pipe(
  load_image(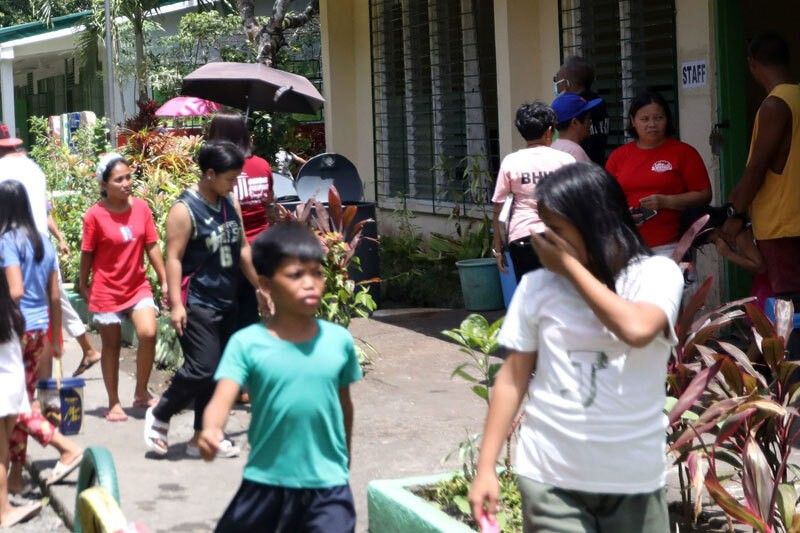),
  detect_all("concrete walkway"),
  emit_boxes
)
[25,309,487,532]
